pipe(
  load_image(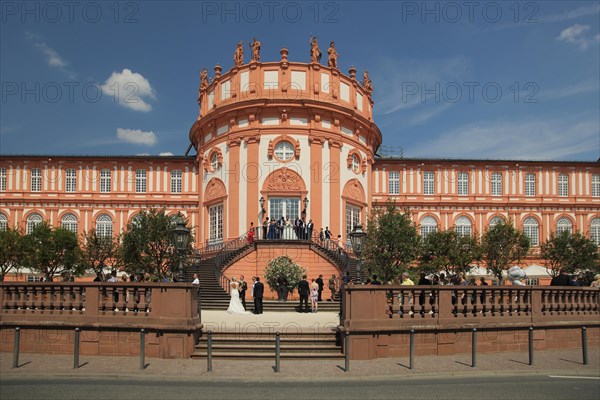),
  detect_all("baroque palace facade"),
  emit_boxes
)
[1,42,599,283]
